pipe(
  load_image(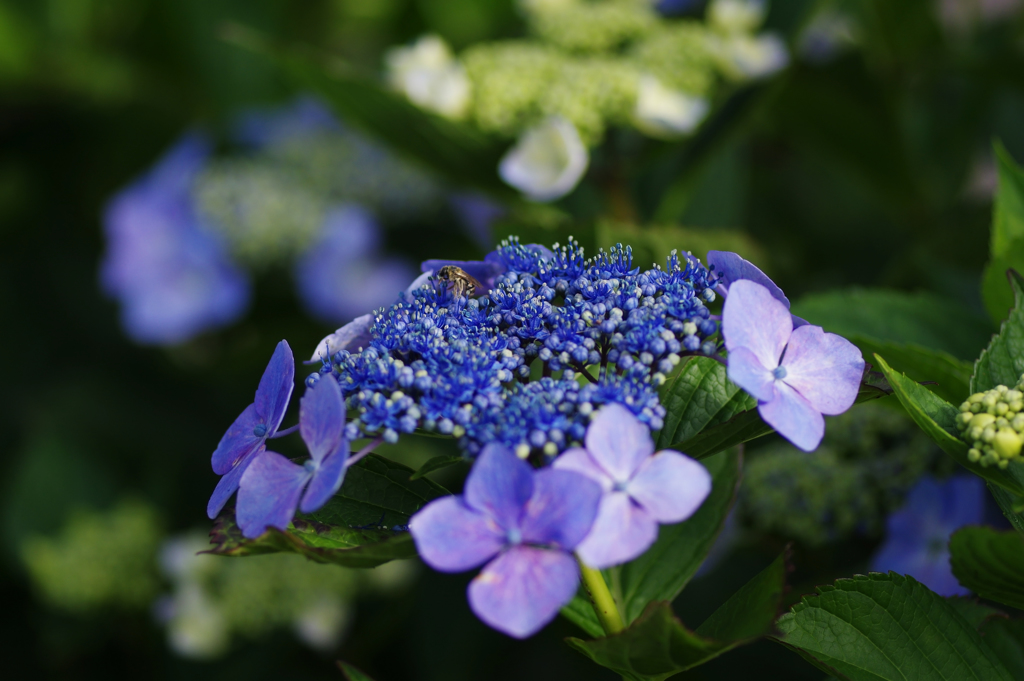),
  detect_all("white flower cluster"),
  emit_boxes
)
[385,0,789,202]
